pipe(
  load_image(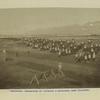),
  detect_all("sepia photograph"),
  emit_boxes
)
[0,8,100,89]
